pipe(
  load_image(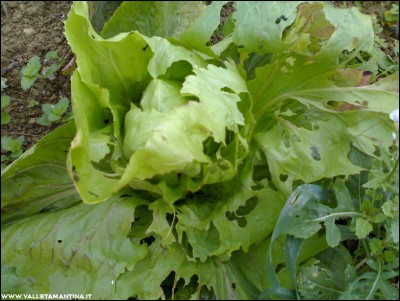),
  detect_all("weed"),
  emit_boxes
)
[1,95,11,125]
[27,99,39,108]
[20,50,70,90]
[1,135,24,159]
[37,97,70,126]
